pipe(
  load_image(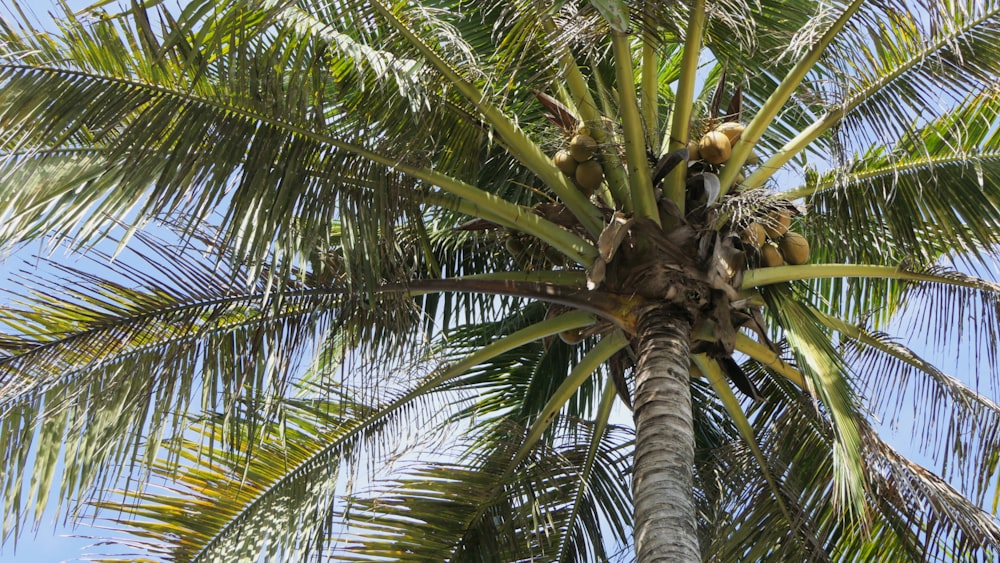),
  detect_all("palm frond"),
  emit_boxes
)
[828,315,1000,513]
[761,283,868,520]
[0,233,356,538]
